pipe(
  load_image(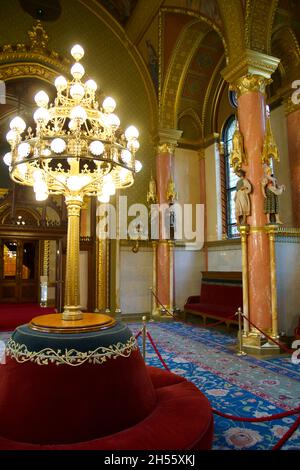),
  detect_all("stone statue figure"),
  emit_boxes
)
[234,169,252,225]
[261,165,285,224]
